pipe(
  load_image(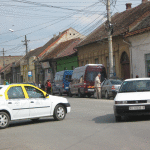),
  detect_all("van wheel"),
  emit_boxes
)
[69,89,72,97]
[59,90,62,96]
[87,94,91,98]
[78,90,84,98]
[105,91,109,99]
[0,112,10,129]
